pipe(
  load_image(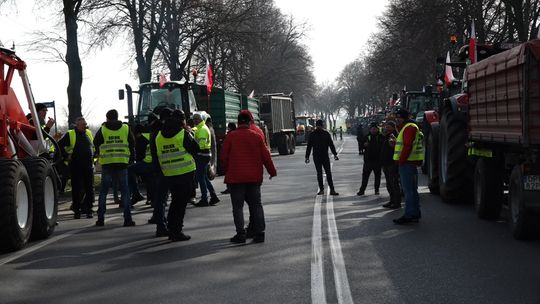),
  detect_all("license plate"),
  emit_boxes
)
[523,175,540,191]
